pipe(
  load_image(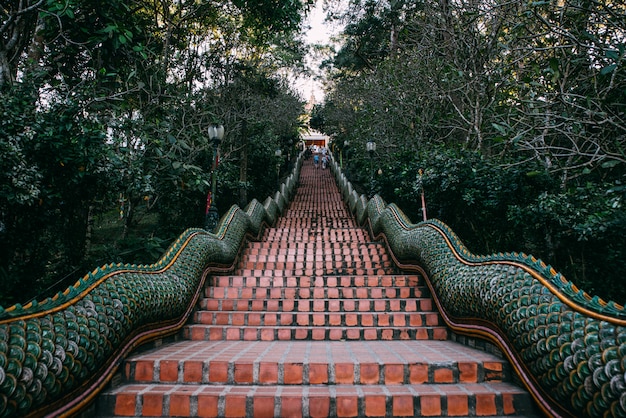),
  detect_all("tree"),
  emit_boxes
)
[316,0,626,304]
[0,0,312,306]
